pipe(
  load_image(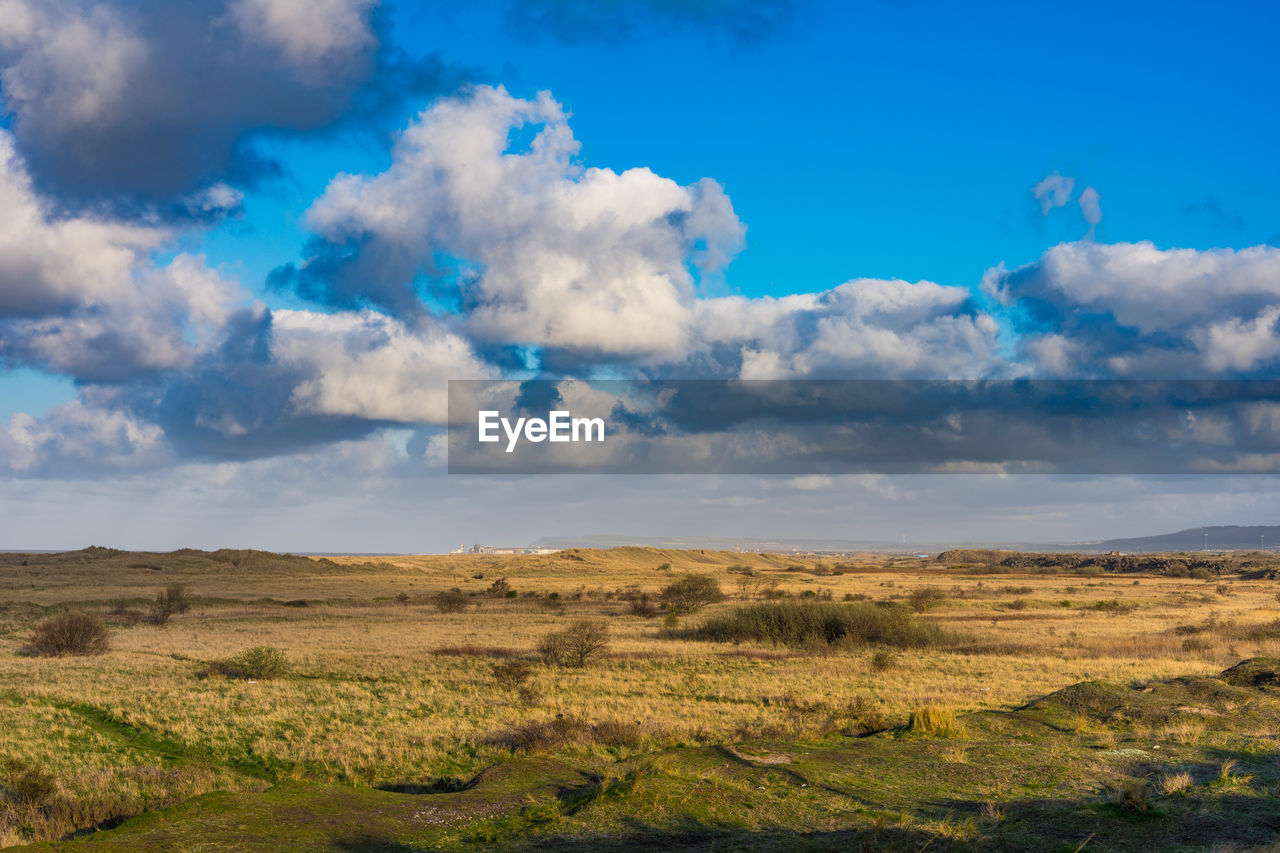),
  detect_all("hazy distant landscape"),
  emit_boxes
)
[2,545,1279,850]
